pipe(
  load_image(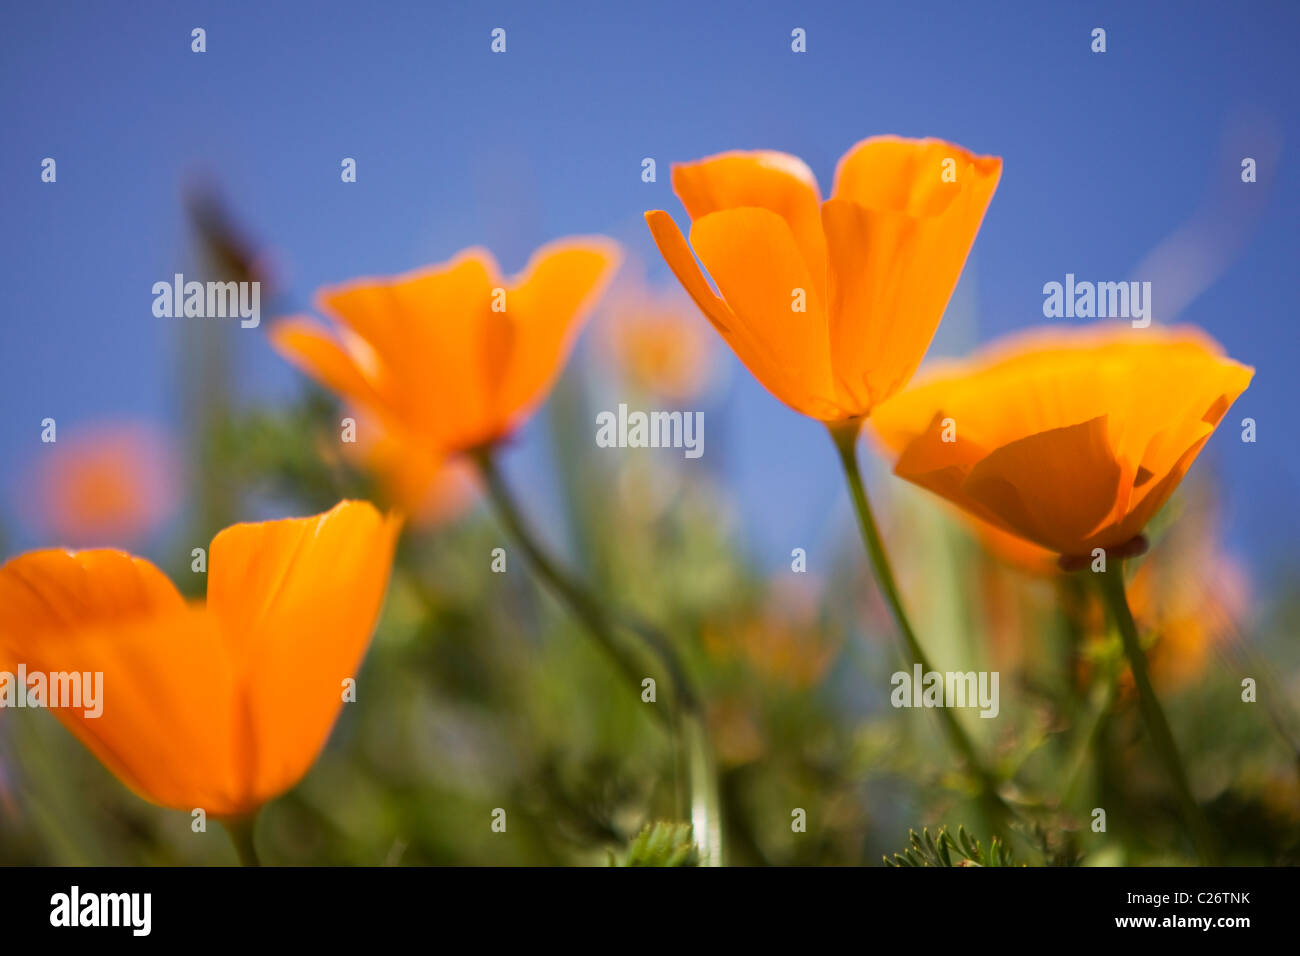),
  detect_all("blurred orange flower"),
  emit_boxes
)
[270,238,621,454]
[645,136,1001,420]
[0,501,399,817]
[600,279,714,401]
[870,325,1252,558]
[342,410,478,528]
[22,423,180,547]
[1128,553,1246,691]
